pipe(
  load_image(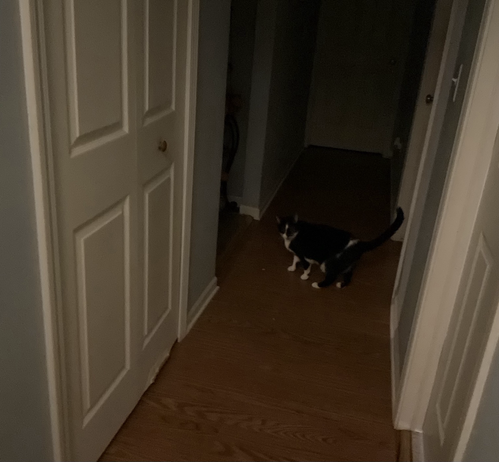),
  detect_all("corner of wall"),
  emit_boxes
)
[188,0,231,311]
[240,0,279,210]
[240,0,319,218]
[184,277,219,339]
